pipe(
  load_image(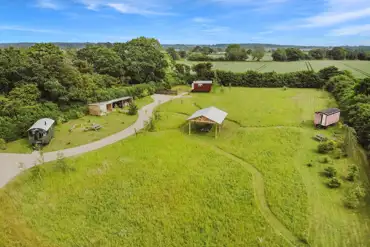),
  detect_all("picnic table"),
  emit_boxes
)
[84,123,102,132]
